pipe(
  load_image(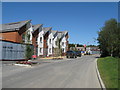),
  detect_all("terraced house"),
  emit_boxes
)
[58,31,69,56]
[37,27,52,57]
[0,20,33,60]
[0,20,69,60]
[32,24,43,56]
[0,20,33,43]
[51,30,58,56]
